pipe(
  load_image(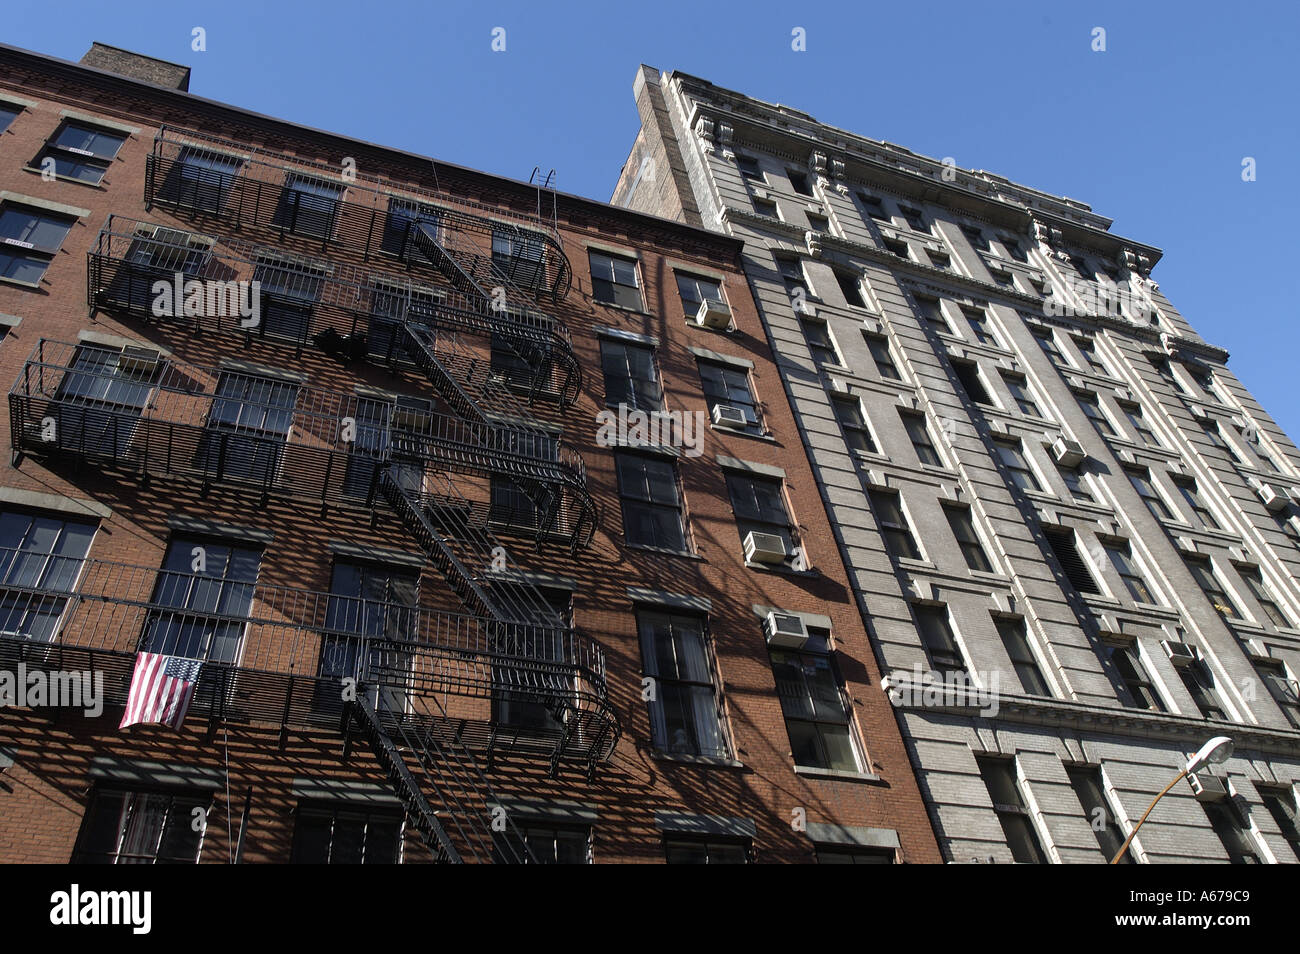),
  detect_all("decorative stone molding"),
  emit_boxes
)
[695,116,716,155]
